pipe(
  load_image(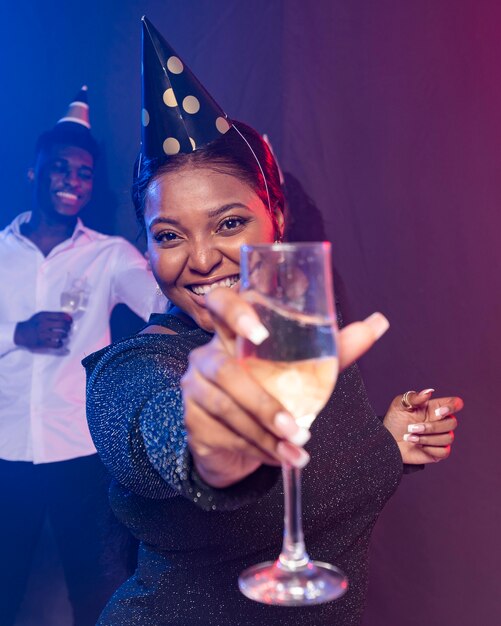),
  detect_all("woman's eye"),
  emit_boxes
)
[219,217,246,231]
[155,231,180,243]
